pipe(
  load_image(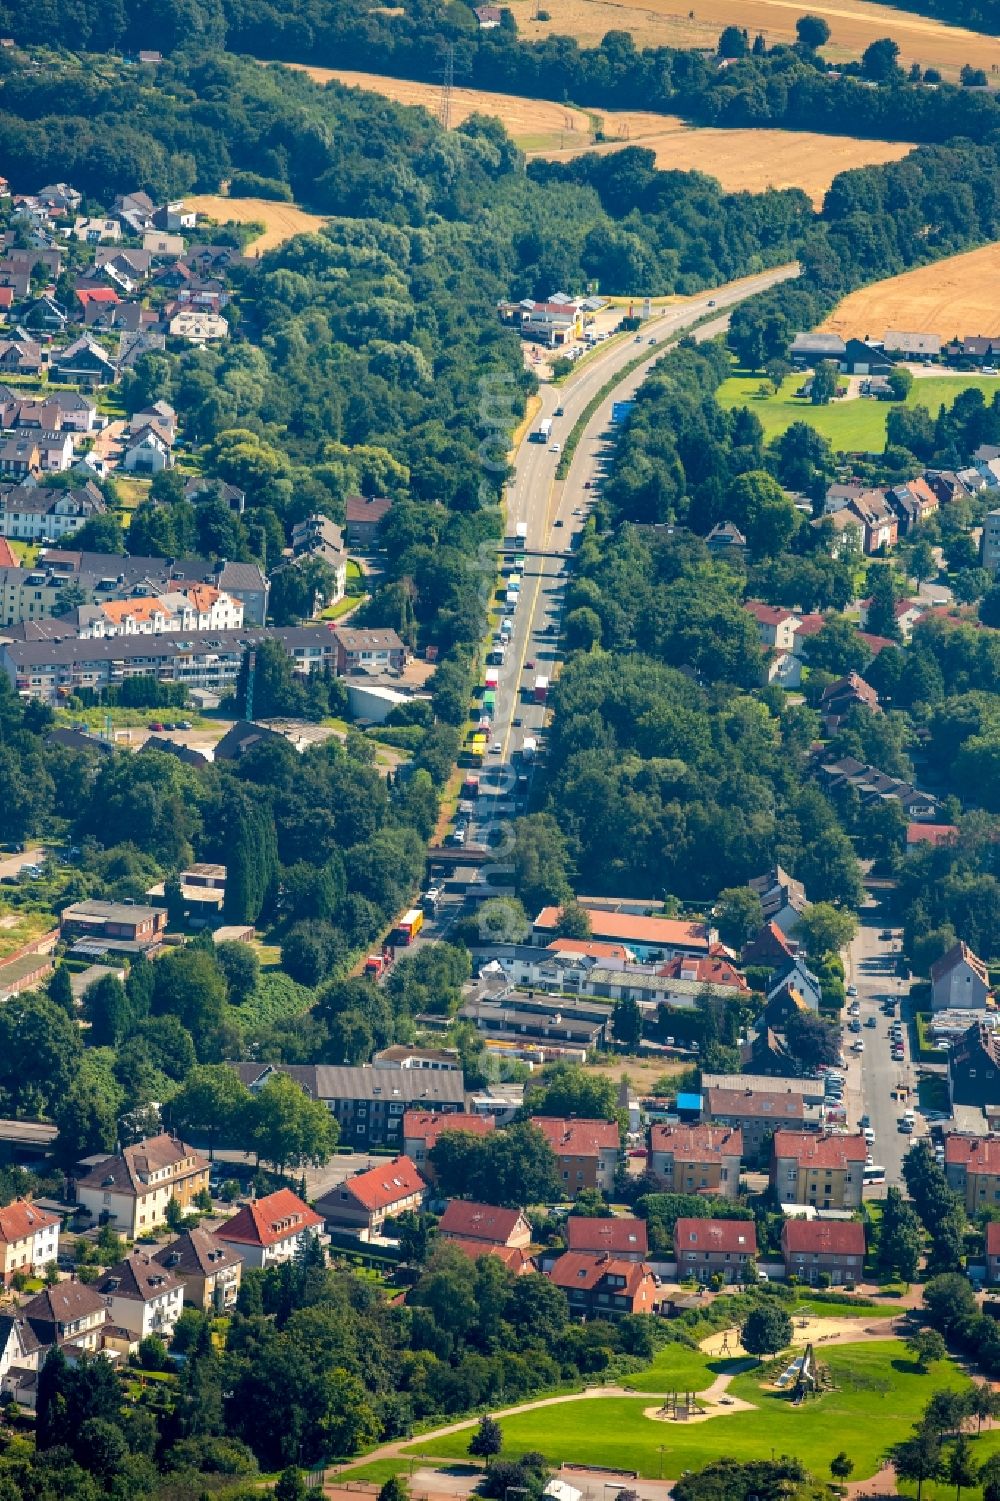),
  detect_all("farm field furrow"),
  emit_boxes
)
[820,241,1000,340]
[288,65,914,204]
